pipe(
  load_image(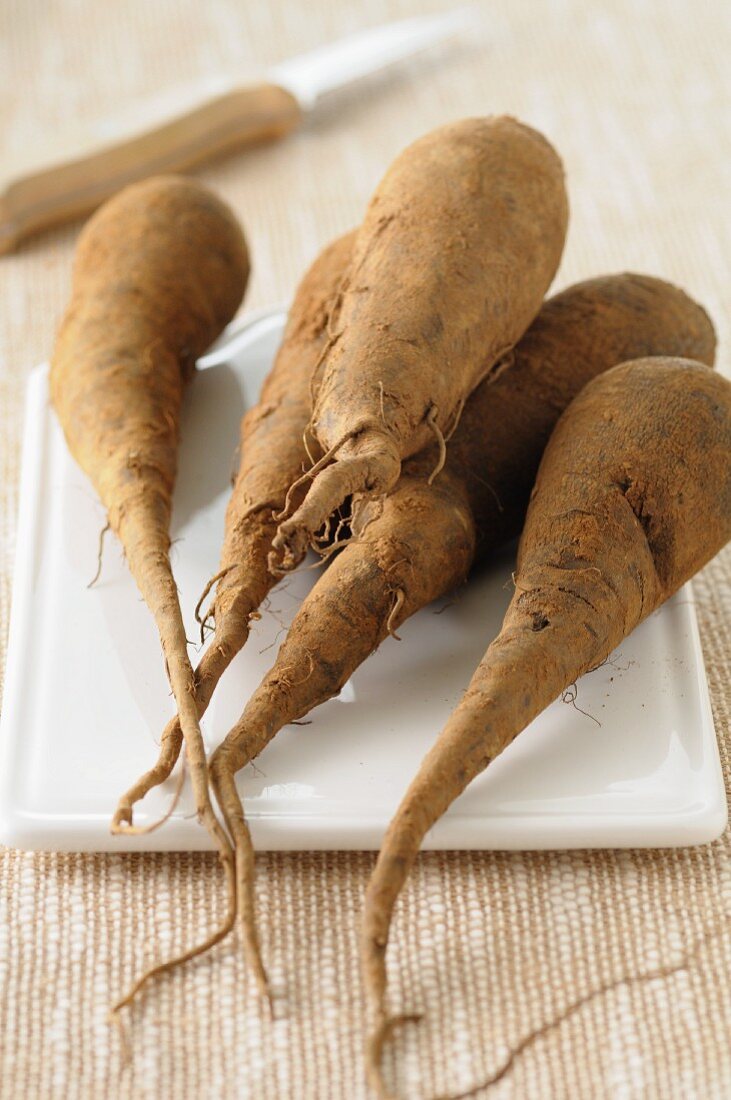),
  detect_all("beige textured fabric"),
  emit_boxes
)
[1,1,730,1097]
